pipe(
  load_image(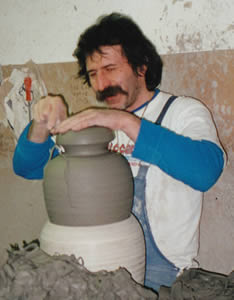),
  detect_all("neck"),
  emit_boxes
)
[126,89,156,112]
